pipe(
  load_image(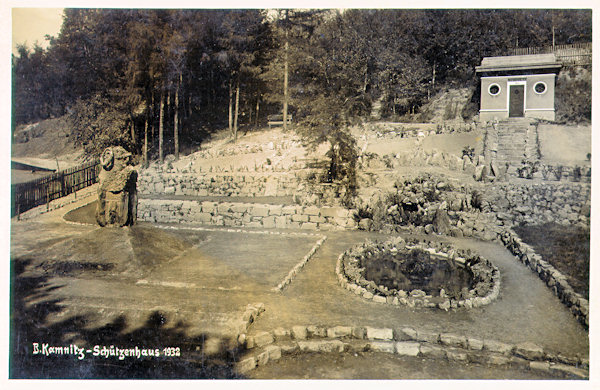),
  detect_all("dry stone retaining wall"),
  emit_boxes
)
[488,182,590,227]
[138,171,302,198]
[138,199,357,230]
